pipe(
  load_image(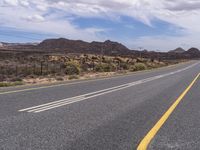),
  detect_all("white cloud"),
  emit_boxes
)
[164,0,200,11]
[3,0,18,6]
[19,0,29,6]
[0,0,106,42]
[1,0,200,50]
[23,14,45,22]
